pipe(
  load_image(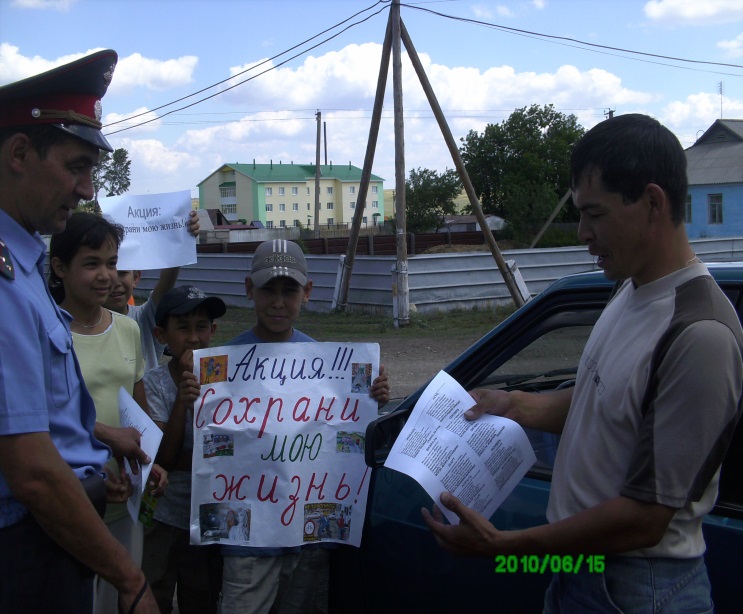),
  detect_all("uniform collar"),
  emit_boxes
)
[0,208,48,274]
